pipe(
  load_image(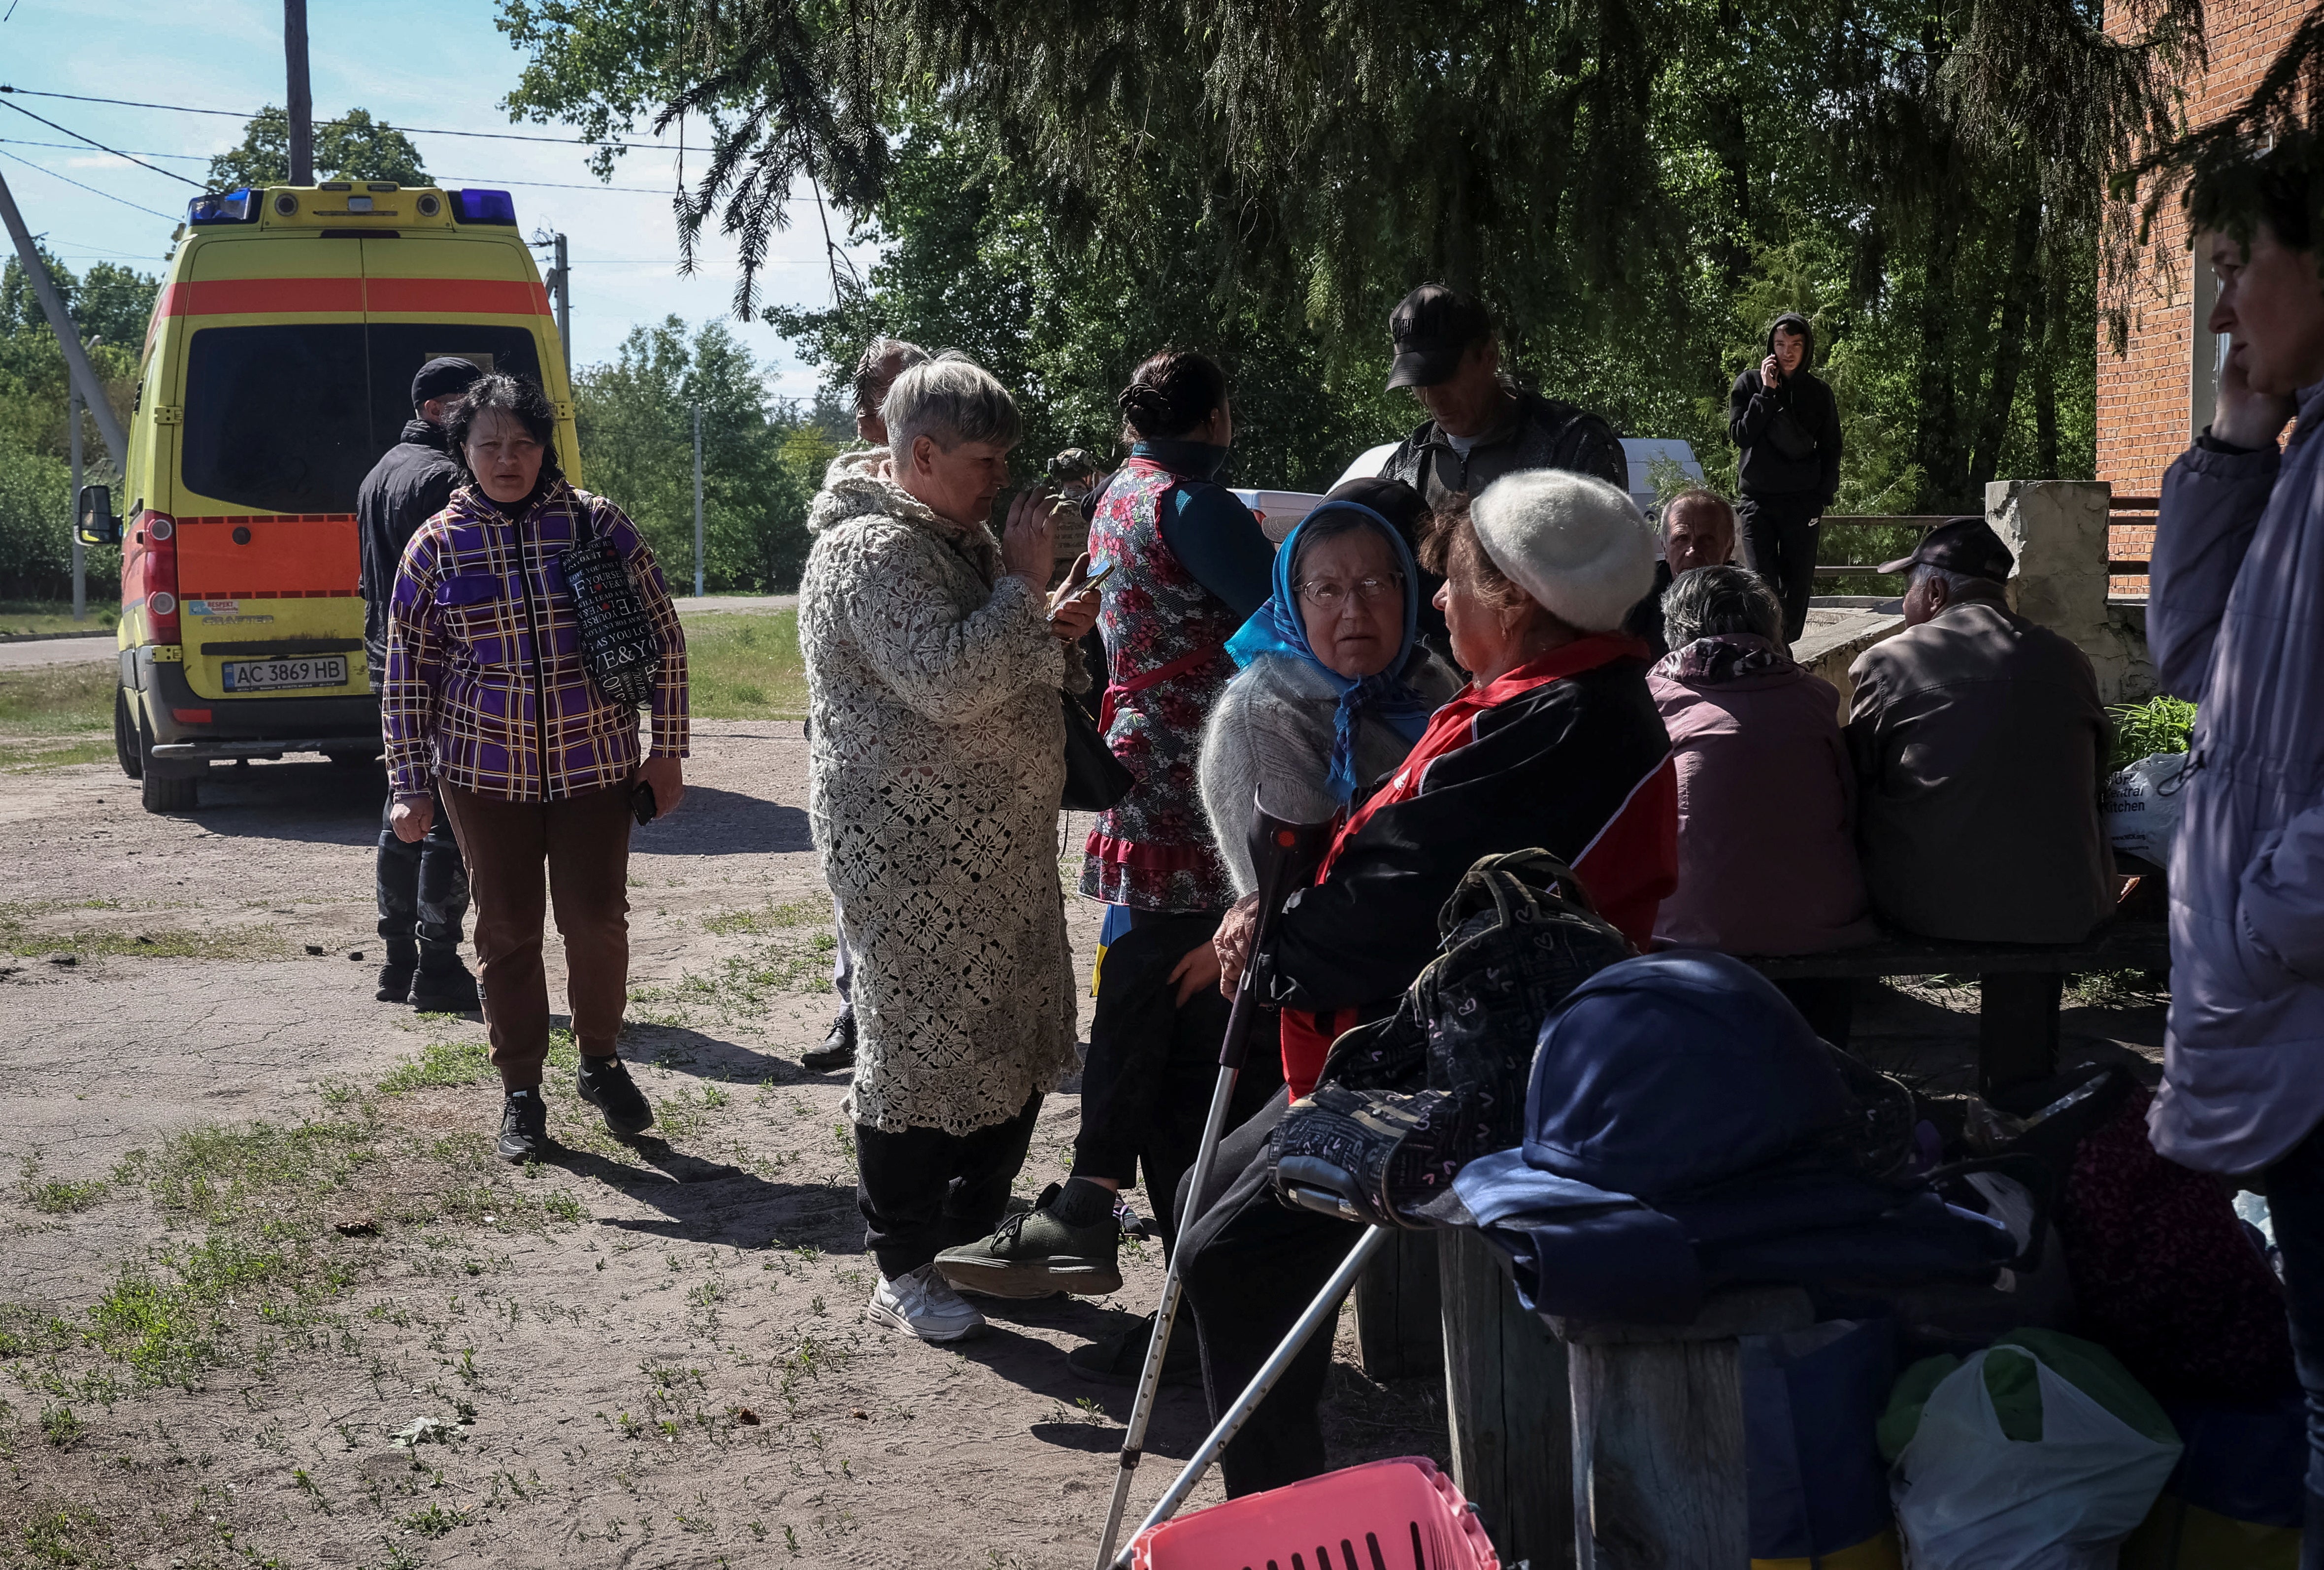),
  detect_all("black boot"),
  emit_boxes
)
[801,1005,857,1072]
[375,943,418,1004]
[409,953,481,1013]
